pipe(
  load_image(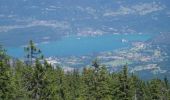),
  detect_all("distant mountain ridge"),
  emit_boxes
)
[0,0,170,46]
[150,32,170,45]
